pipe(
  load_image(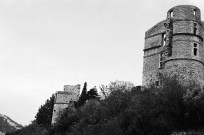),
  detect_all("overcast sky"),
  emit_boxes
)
[0,0,203,126]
